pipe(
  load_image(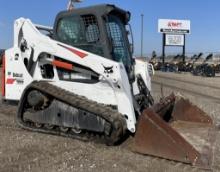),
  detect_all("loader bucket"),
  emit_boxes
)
[133,94,215,169]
